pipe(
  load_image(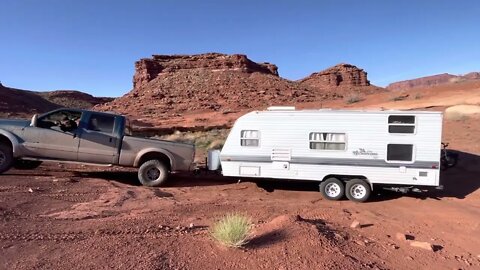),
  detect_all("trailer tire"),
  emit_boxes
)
[345,179,371,203]
[319,177,344,201]
[138,160,169,187]
[0,143,14,174]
